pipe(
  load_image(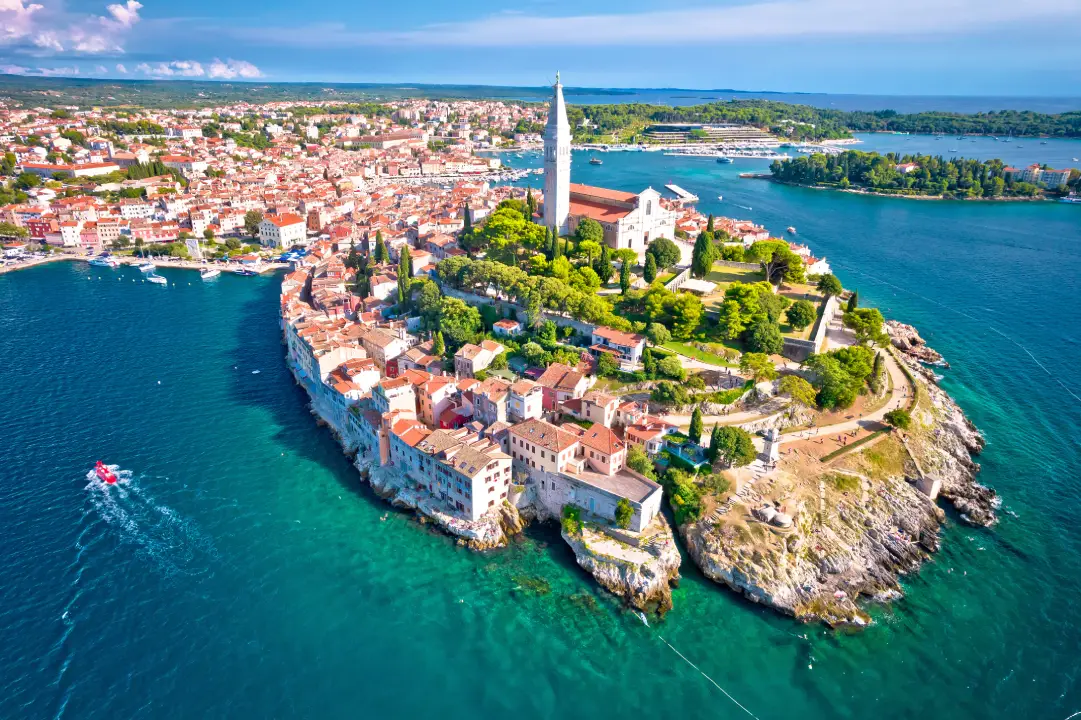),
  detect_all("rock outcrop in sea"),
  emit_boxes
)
[886,320,948,366]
